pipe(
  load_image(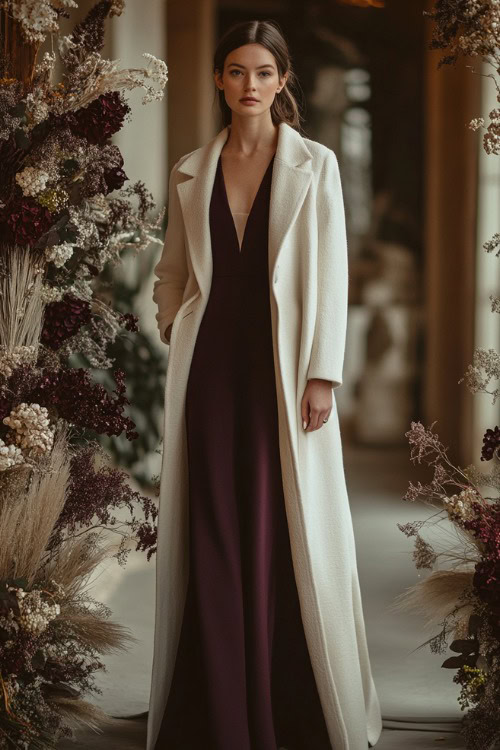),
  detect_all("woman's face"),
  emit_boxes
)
[215,43,287,118]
